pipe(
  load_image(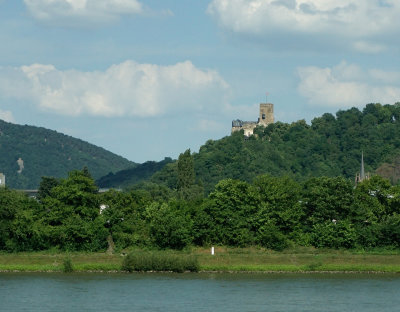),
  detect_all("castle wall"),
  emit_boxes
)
[242,123,257,136]
[232,122,257,136]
